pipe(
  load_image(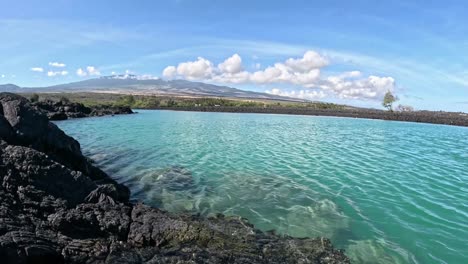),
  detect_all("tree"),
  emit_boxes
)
[166,99,176,107]
[30,93,39,102]
[382,91,397,111]
[118,95,135,106]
